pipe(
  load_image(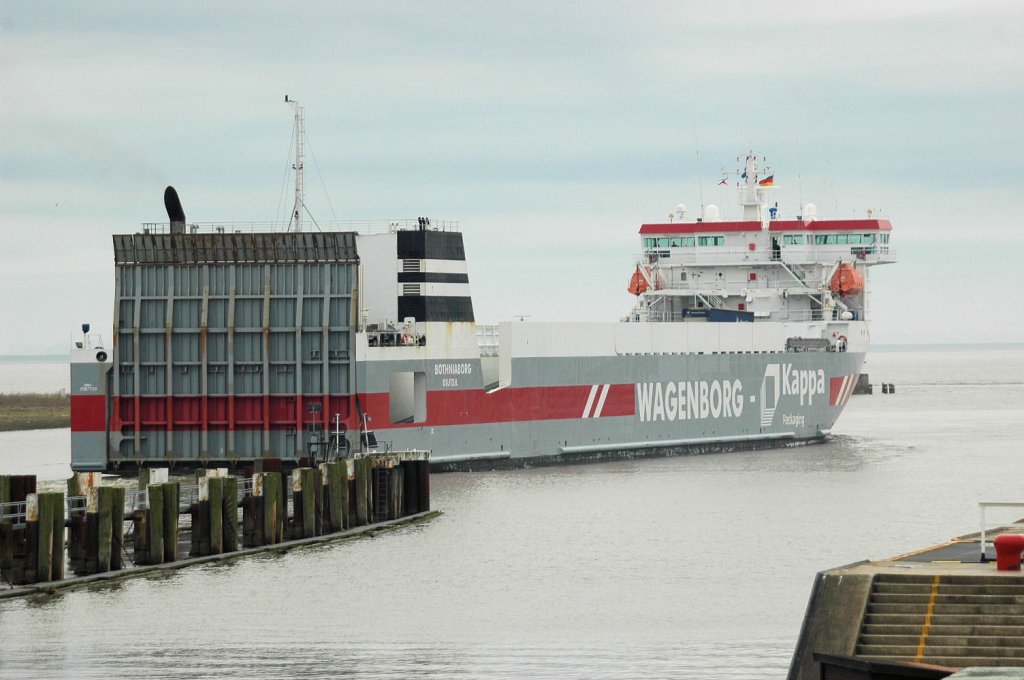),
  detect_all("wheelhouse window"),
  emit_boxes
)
[698,235,725,247]
[782,234,804,245]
